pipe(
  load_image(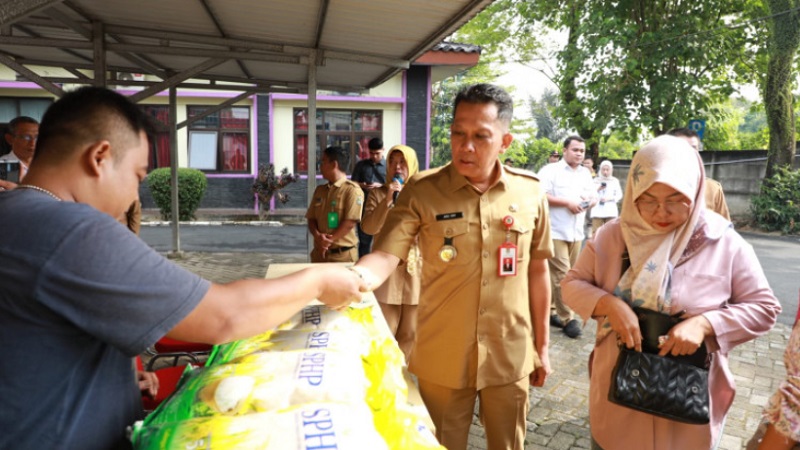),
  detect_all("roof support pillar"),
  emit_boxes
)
[306,49,318,258]
[92,21,106,87]
[169,86,181,255]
